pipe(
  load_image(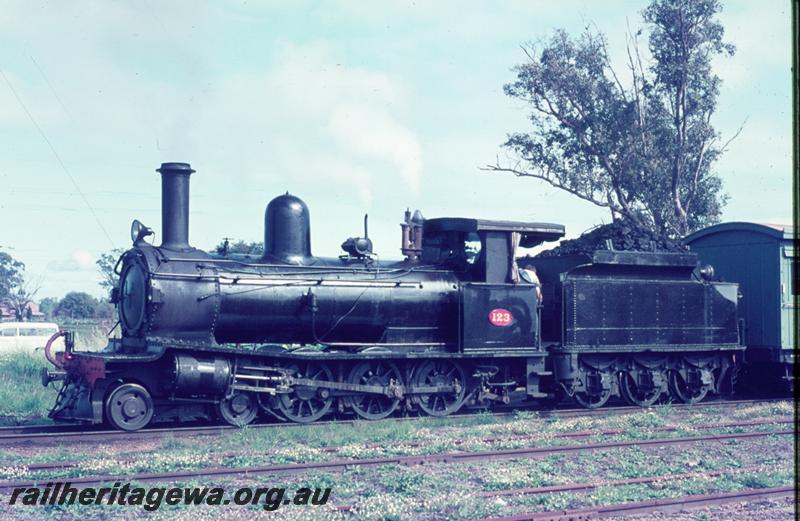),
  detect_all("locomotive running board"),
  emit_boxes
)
[289,377,460,397]
[230,362,461,398]
[229,374,459,398]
